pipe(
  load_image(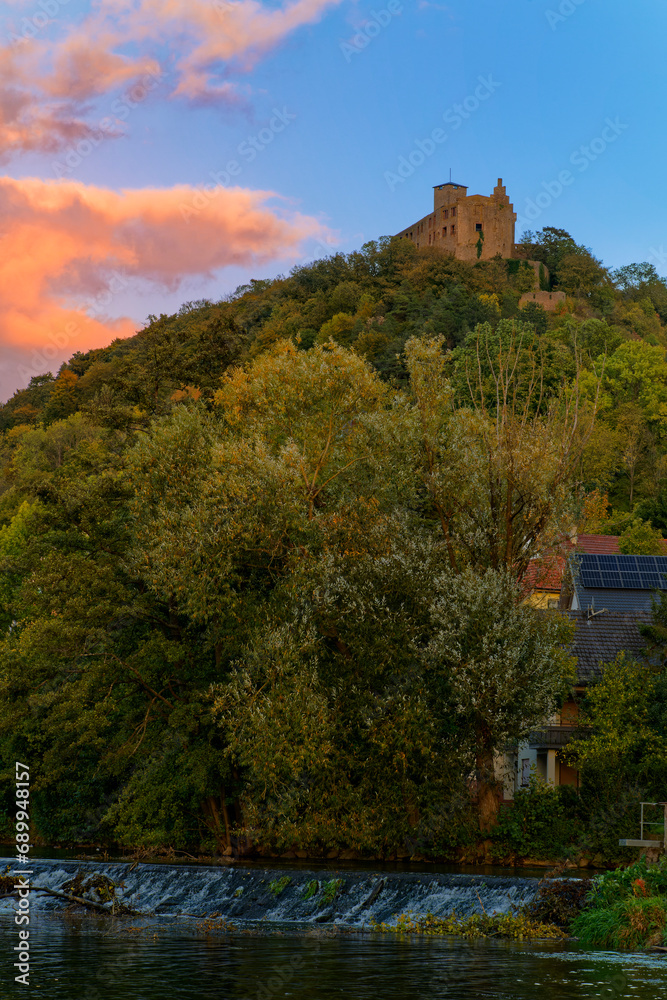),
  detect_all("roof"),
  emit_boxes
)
[576,534,621,554]
[522,554,565,593]
[523,535,667,597]
[571,587,658,614]
[570,553,667,614]
[576,534,667,555]
[434,182,467,189]
[563,610,652,684]
[576,553,667,591]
